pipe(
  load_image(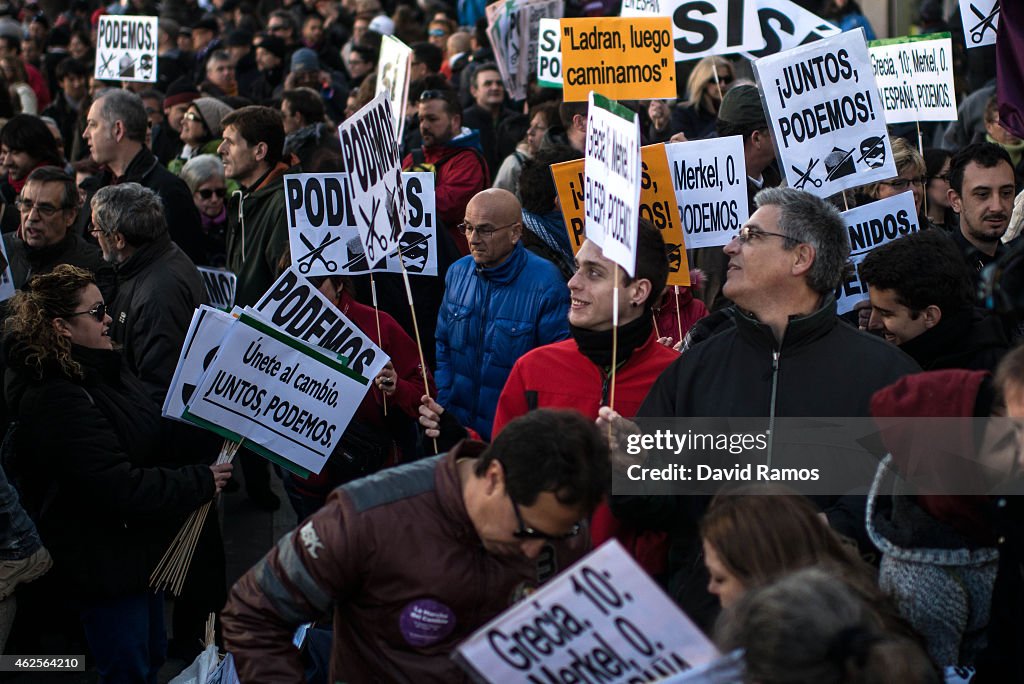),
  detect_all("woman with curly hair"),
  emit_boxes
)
[2,264,232,683]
